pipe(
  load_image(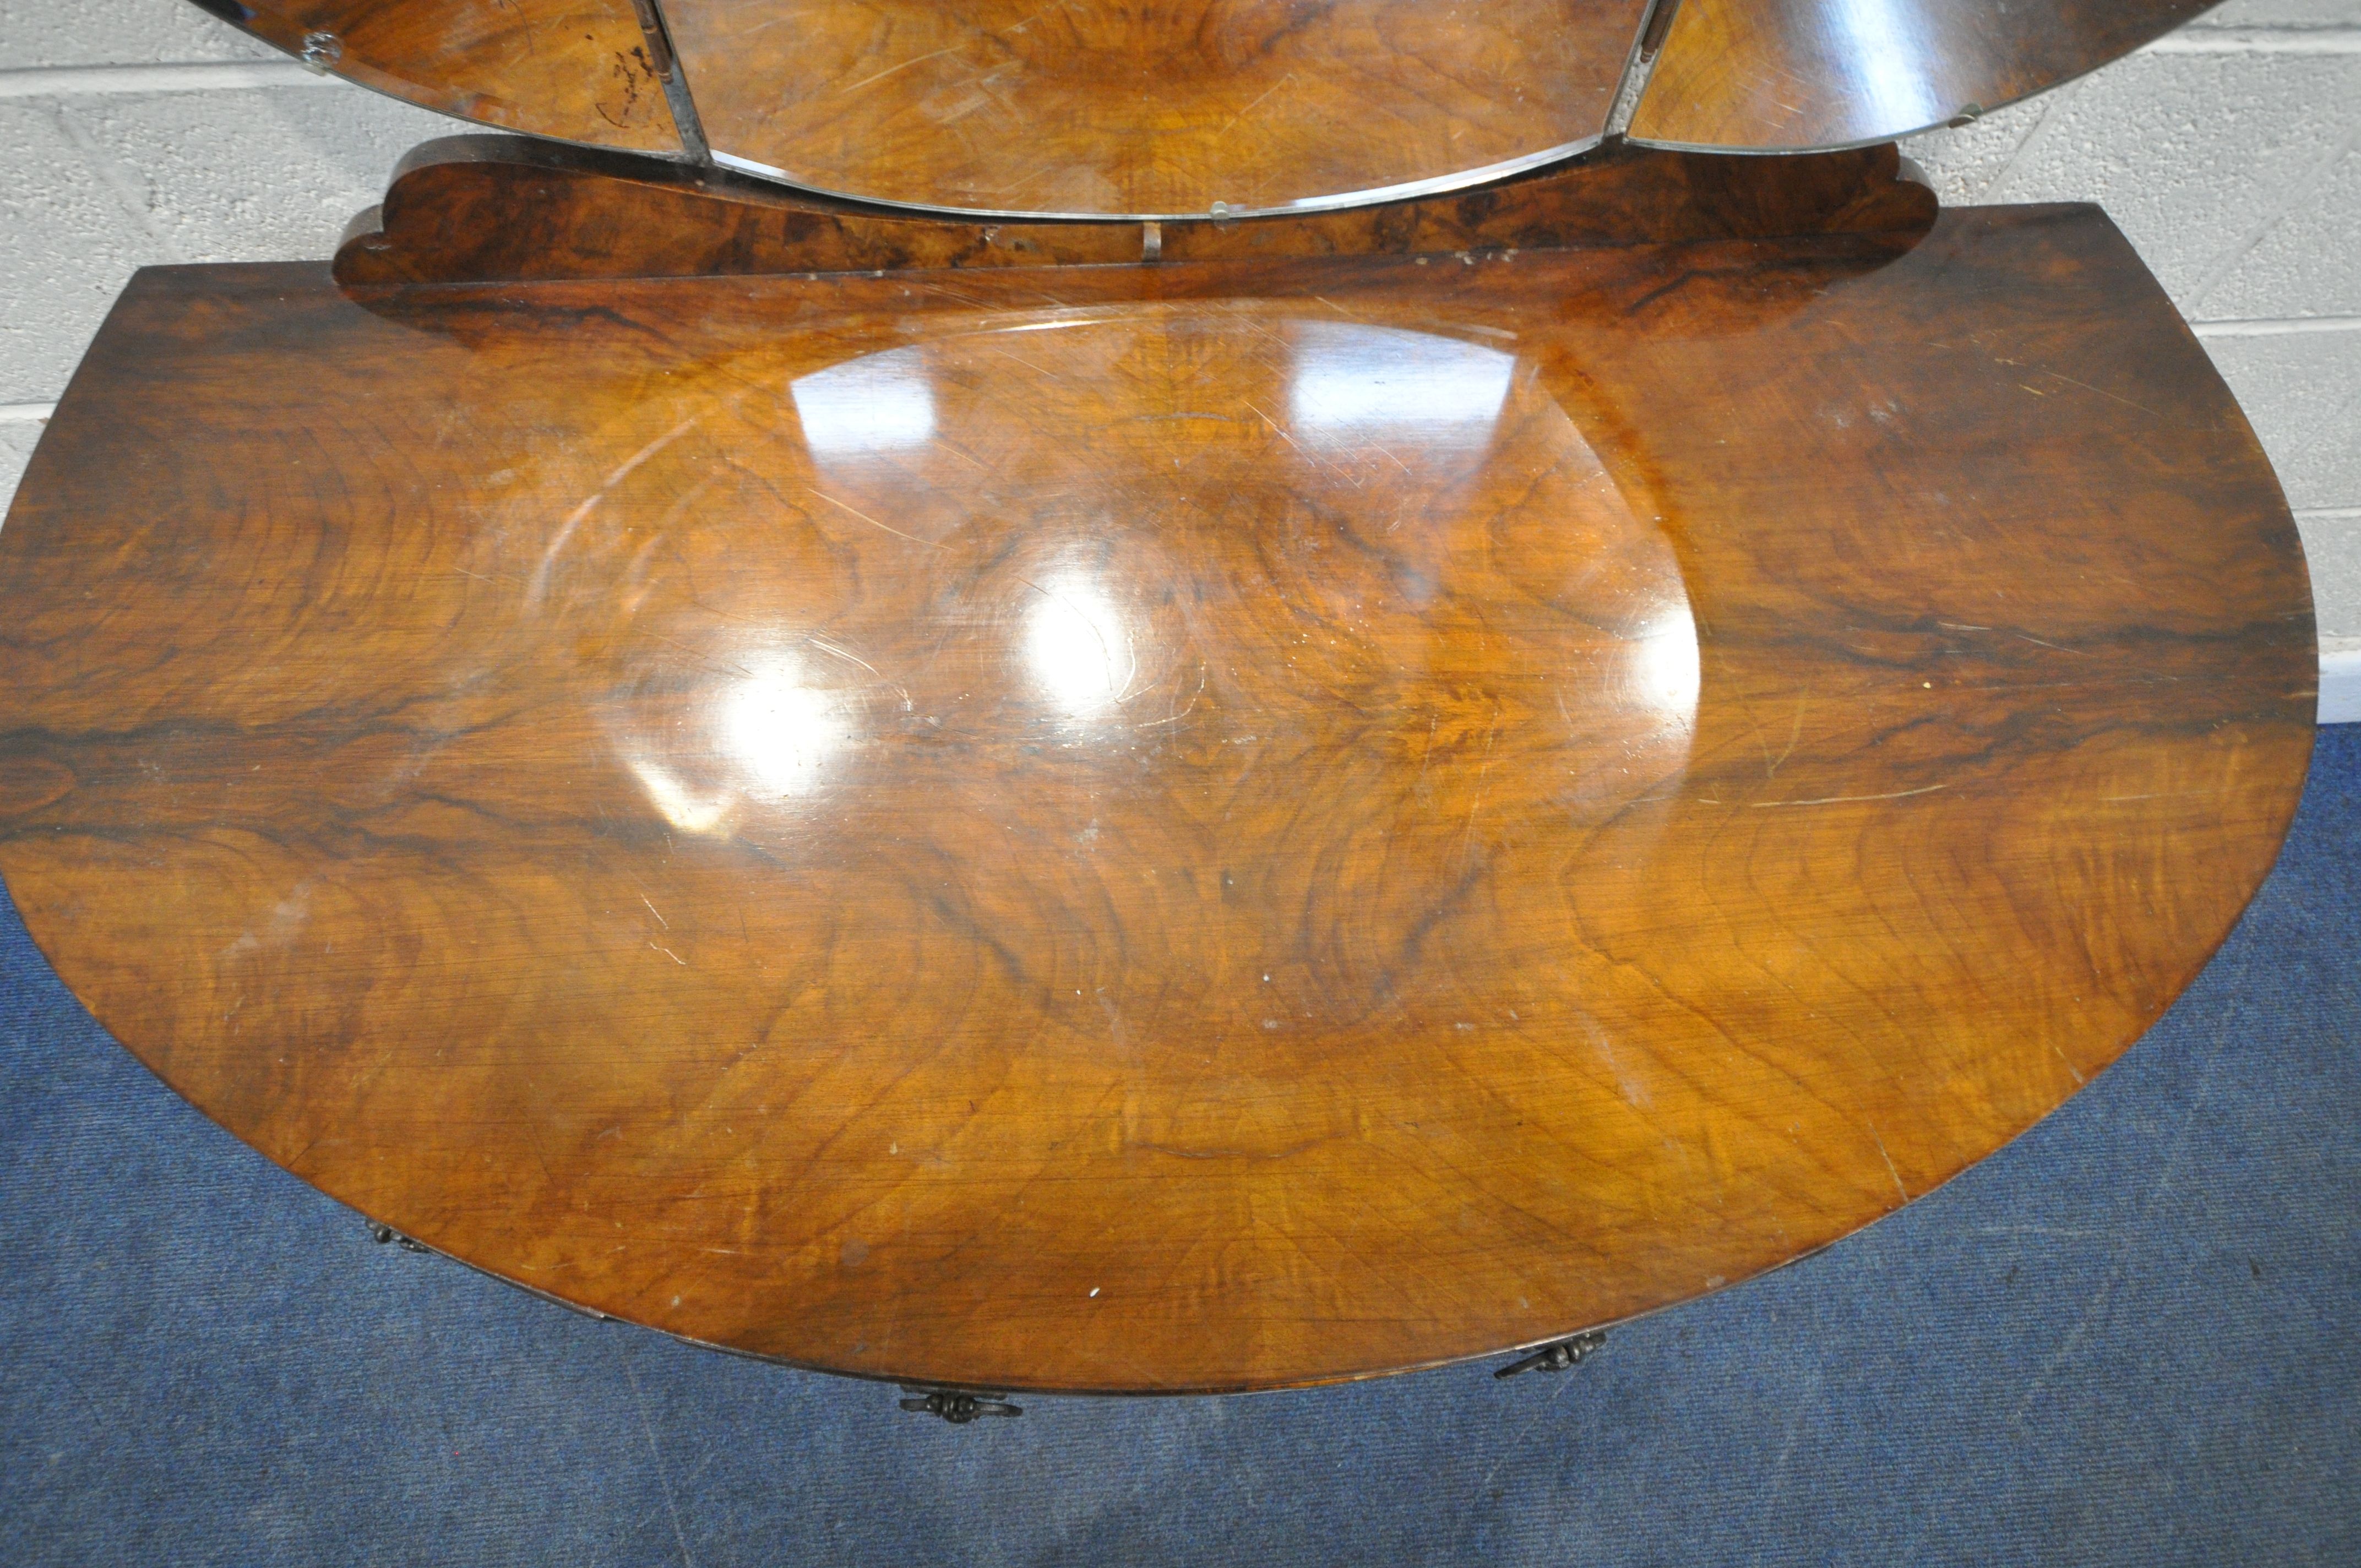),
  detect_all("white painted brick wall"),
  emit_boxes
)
[0,0,2355,704]
[1900,0,2361,704]
[0,0,273,66]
